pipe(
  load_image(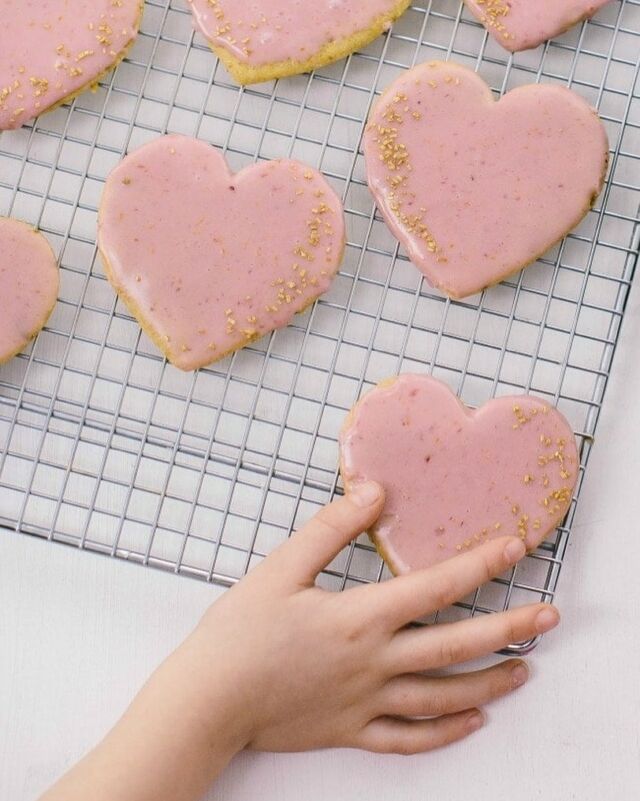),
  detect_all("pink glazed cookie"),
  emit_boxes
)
[363,61,608,299]
[0,218,59,365]
[339,375,578,575]
[98,135,345,371]
[0,0,143,131]
[187,0,411,84]
[465,0,612,52]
